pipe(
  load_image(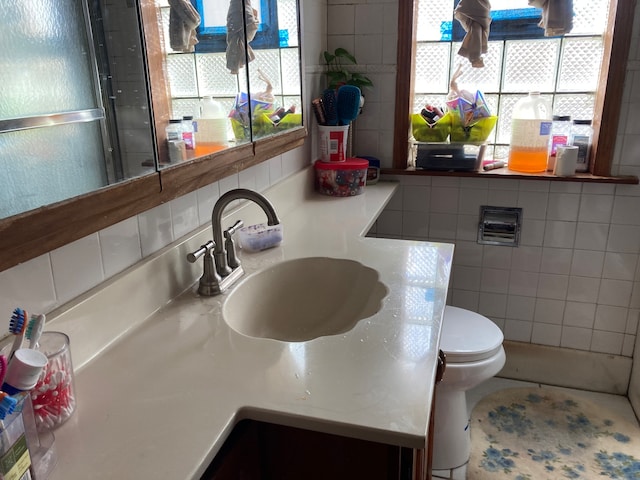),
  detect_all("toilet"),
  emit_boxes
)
[432,306,506,471]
